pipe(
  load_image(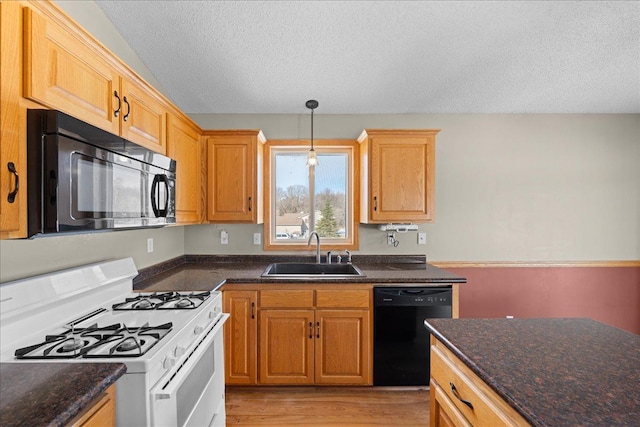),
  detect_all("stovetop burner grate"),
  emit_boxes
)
[14,322,173,359]
[112,291,210,311]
